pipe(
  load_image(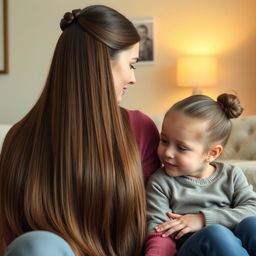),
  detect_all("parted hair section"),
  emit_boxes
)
[168,93,243,146]
[60,5,140,57]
